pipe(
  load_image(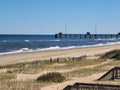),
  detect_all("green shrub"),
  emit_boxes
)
[101,49,120,60]
[36,72,66,83]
